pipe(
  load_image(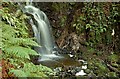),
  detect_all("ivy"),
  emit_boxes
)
[71,3,117,47]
